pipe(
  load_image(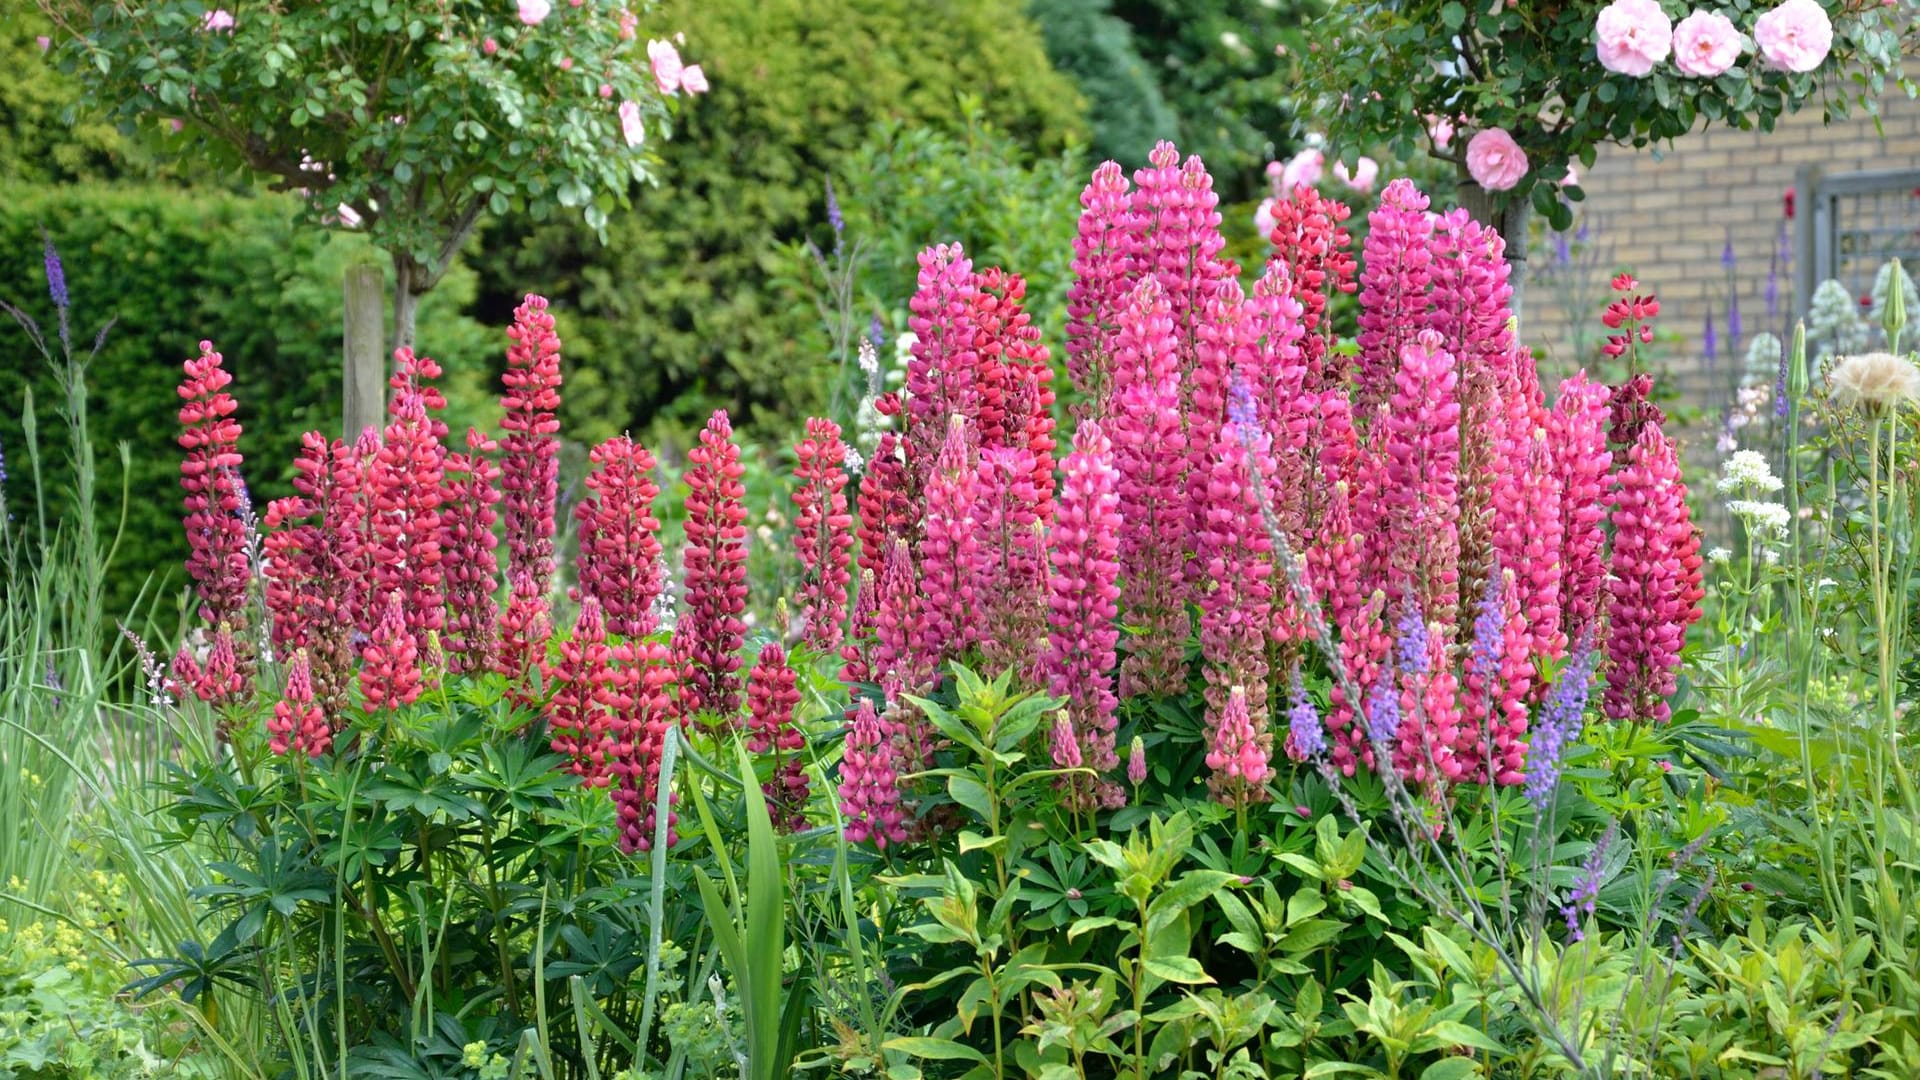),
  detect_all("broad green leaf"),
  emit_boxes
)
[1141,956,1212,985]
